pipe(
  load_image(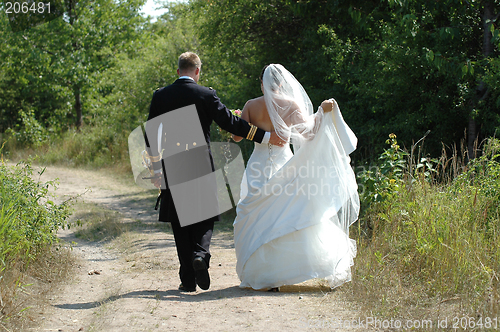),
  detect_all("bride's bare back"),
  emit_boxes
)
[232,91,334,143]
